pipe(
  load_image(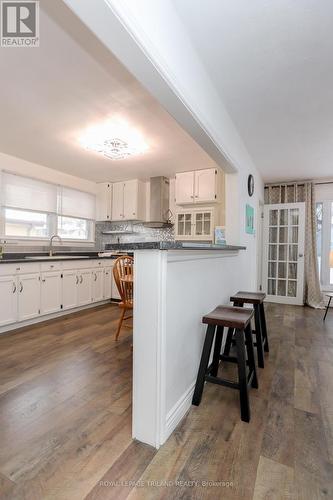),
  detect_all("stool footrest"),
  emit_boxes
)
[205,375,239,390]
